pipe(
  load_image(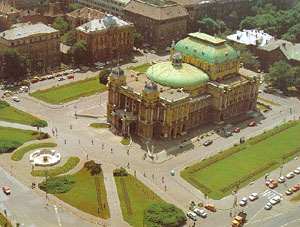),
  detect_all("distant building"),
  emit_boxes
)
[257,39,300,70]
[0,1,20,30]
[0,22,60,75]
[66,7,105,28]
[227,29,274,48]
[77,0,131,17]
[124,0,188,49]
[76,14,134,63]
